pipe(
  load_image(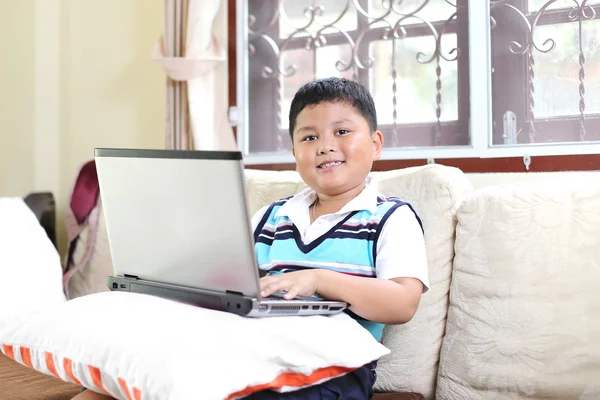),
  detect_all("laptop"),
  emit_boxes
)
[94,148,347,317]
